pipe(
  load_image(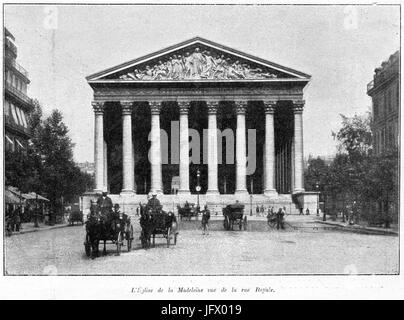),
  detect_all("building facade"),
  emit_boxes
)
[367,50,399,154]
[85,37,317,214]
[4,28,33,152]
